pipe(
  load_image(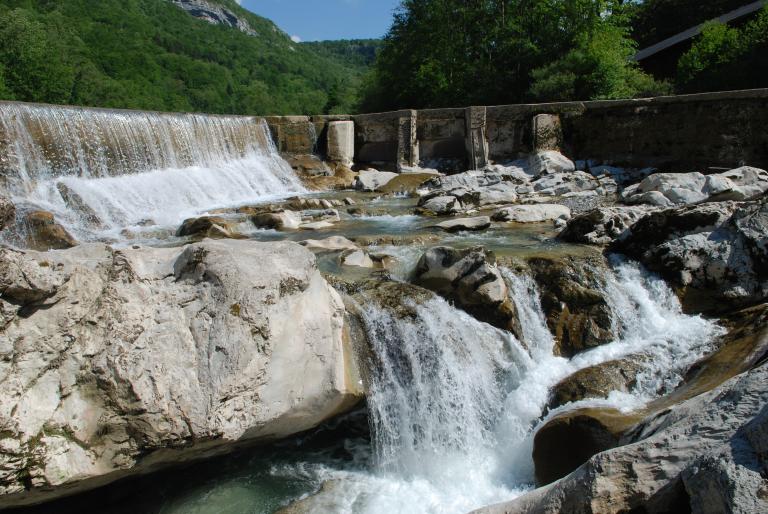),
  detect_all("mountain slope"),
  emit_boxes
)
[0,0,368,115]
